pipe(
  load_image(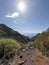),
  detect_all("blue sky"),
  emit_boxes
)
[0,0,49,34]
